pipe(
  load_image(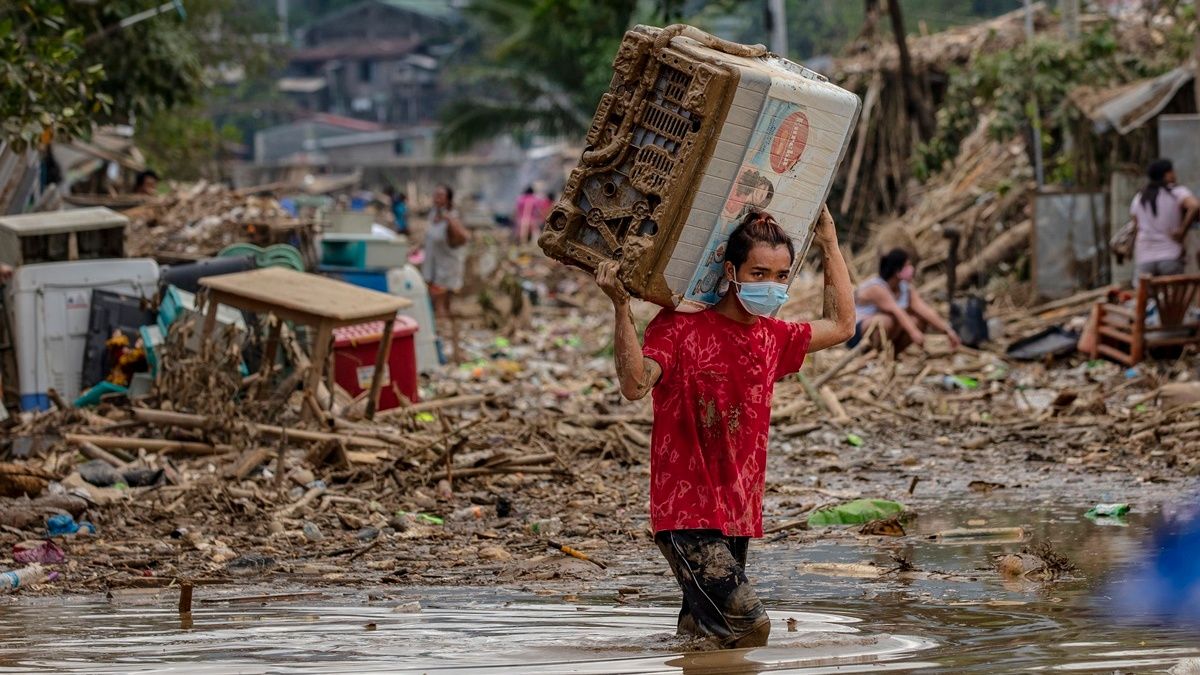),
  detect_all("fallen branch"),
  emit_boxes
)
[378,394,491,420]
[130,408,389,449]
[276,486,326,518]
[64,433,229,456]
